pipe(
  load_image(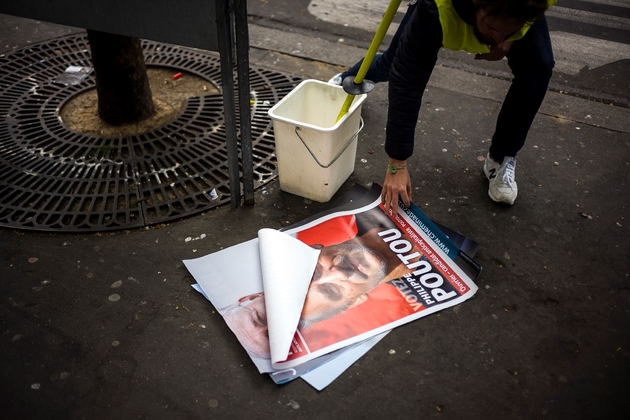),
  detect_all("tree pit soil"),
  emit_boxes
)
[60,67,219,137]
